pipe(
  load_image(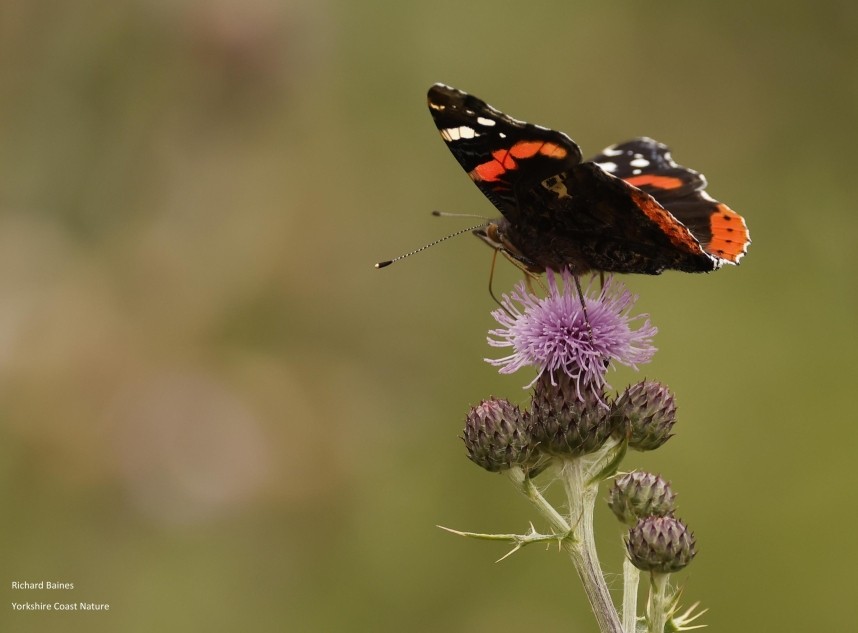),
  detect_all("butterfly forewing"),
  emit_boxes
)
[427,84,582,224]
